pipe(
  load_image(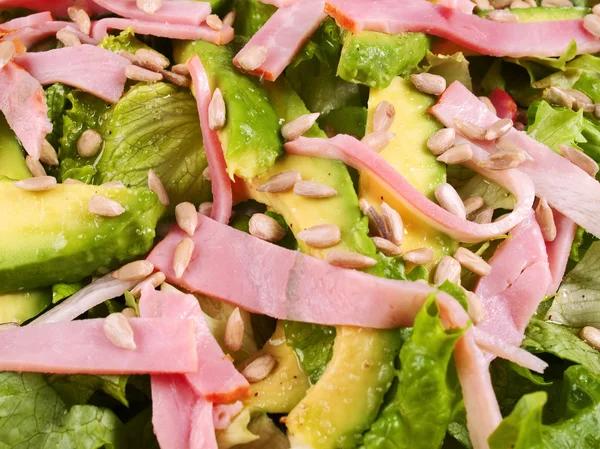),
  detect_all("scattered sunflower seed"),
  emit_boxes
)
[173,237,194,278]
[224,308,244,352]
[478,148,530,170]
[372,101,396,133]
[206,14,223,31]
[281,113,320,141]
[137,0,162,14]
[565,89,594,112]
[478,96,497,114]
[297,224,342,248]
[513,122,526,131]
[202,166,212,182]
[361,131,395,153]
[545,86,574,109]
[77,129,103,158]
[103,313,137,350]
[88,195,125,217]
[0,40,16,70]
[209,88,226,131]
[160,69,191,88]
[485,118,513,141]
[67,6,91,35]
[237,46,267,71]
[175,202,198,236]
[371,236,402,257]
[410,73,447,96]
[26,156,46,177]
[487,10,519,22]
[56,28,81,47]
[171,63,190,76]
[147,169,170,206]
[113,260,155,281]
[474,0,492,9]
[463,196,485,215]
[126,64,163,82]
[558,144,599,177]
[535,196,556,242]
[437,143,473,164]
[510,0,532,8]
[135,48,170,71]
[63,178,85,185]
[40,140,59,166]
[454,247,492,276]
[596,103,600,120]
[257,170,302,193]
[433,256,462,286]
[490,0,512,7]
[293,180,338,199]
[14,176,57,191]
[471,207,494,224]
[453,118,486,141]
[541,0,572,6]
[403,247,435,265]
[427,128,456,156]
[380,202,404,246]
[594,4,600,15]
[580,326,600,351]
[198,202,213,216]
[242,354,277,383]
[131,271,166,297]
[249,213,286,242]
[360,199,389,239]
[326,250,378,269]
[435,183,467,219]
[121,307,137,318]
[118,50,137,63]
[223,11,236,27]
[465,290,486,324]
